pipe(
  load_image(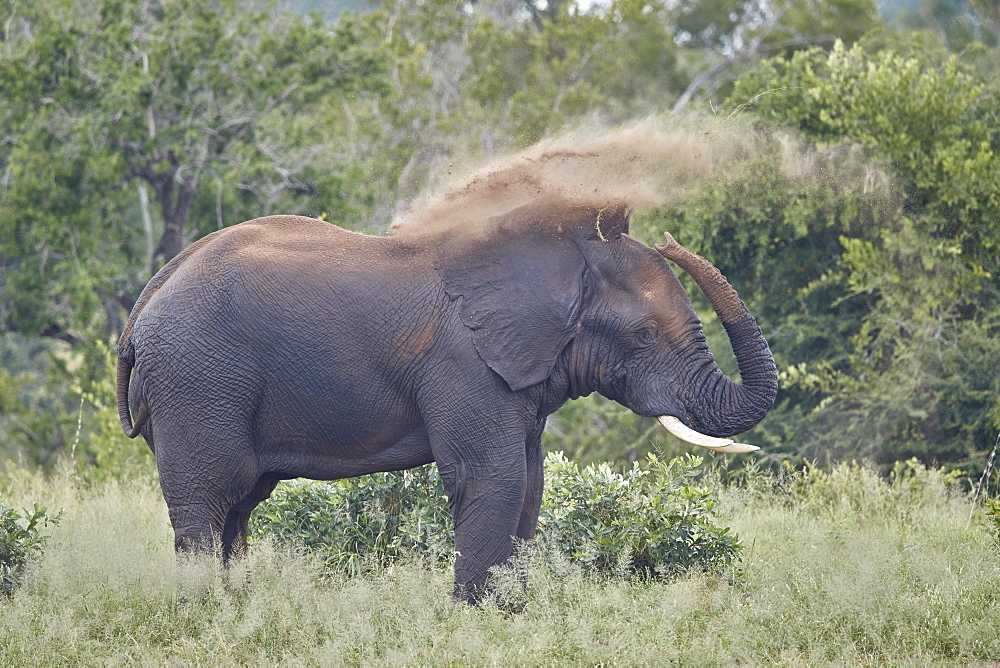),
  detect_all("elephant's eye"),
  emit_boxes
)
[635,324,658,345]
